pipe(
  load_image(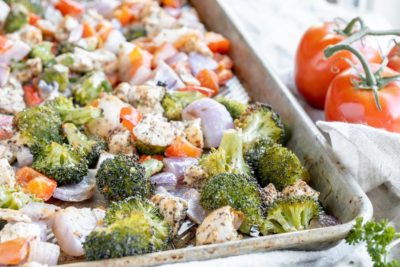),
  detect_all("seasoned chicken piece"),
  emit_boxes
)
[281,180,320,201]
[177,33,212,57]
[7,25,43,47]
[0,140,16,163]
[184,119,203,148]
[75,36,99,51]
[263,183,280,206]
[91,49,118,74]
[54,15,80,42]
[0,209,31,223]
[151,194,188,236]
[0,222,43,242]
[56,48,93,73]
[196,206,244,245]
[114,83,166,114]
[0,77,26,115]
[20,203,61,227]
[107,128,136,155]
[141,1,179,37]
[0,158,16,186]
[13,58,42,83]
[183,164,208,189]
